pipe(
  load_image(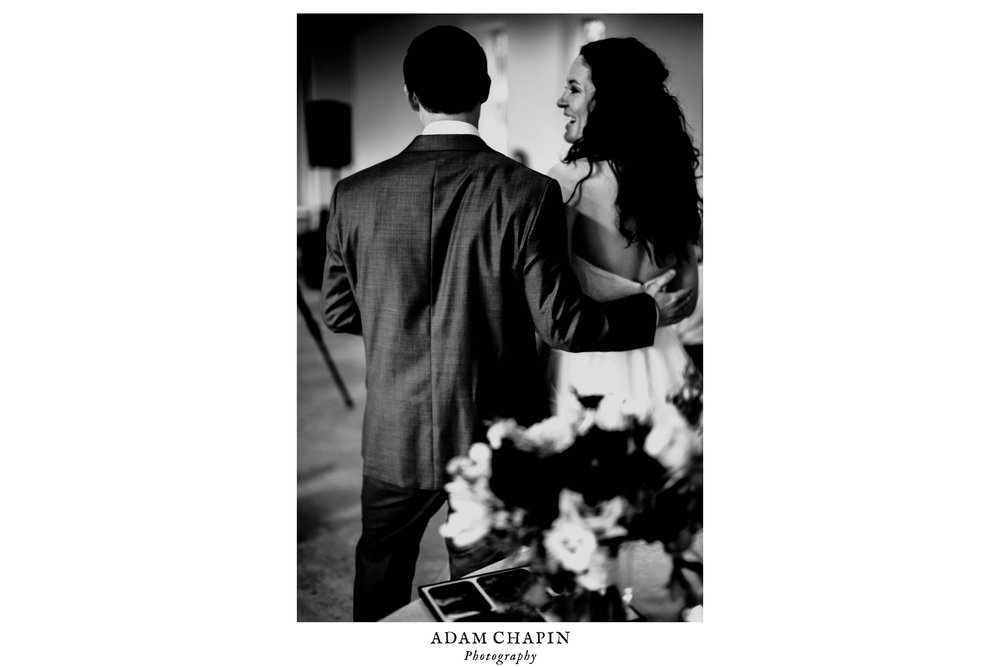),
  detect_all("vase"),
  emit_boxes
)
[617,540,702,621]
